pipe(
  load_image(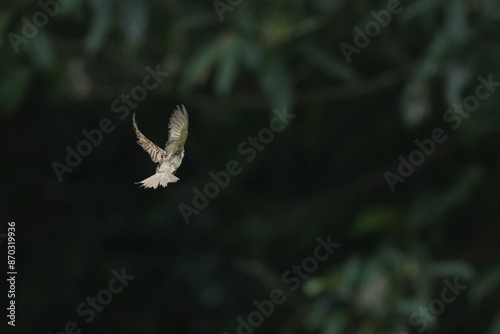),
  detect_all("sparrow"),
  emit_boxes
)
[132,105,189,189]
